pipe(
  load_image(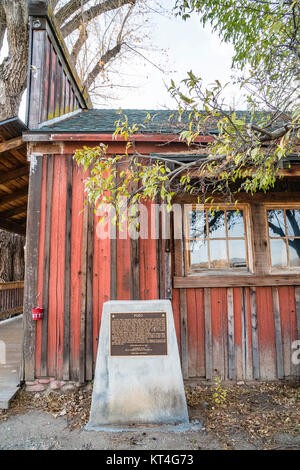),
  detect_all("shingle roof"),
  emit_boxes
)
[31,108,275,135]
[35,109,188,134]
